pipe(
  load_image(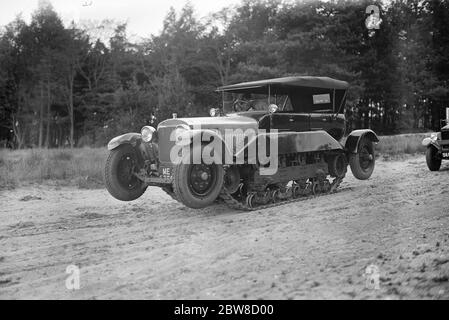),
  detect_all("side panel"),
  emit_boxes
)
[276,131,343,154]
[309,114,346,141]
[345,129,379,153]
[240,130,343,164]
